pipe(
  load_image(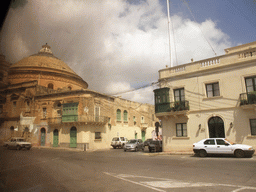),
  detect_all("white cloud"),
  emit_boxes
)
[0,0,232,105]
